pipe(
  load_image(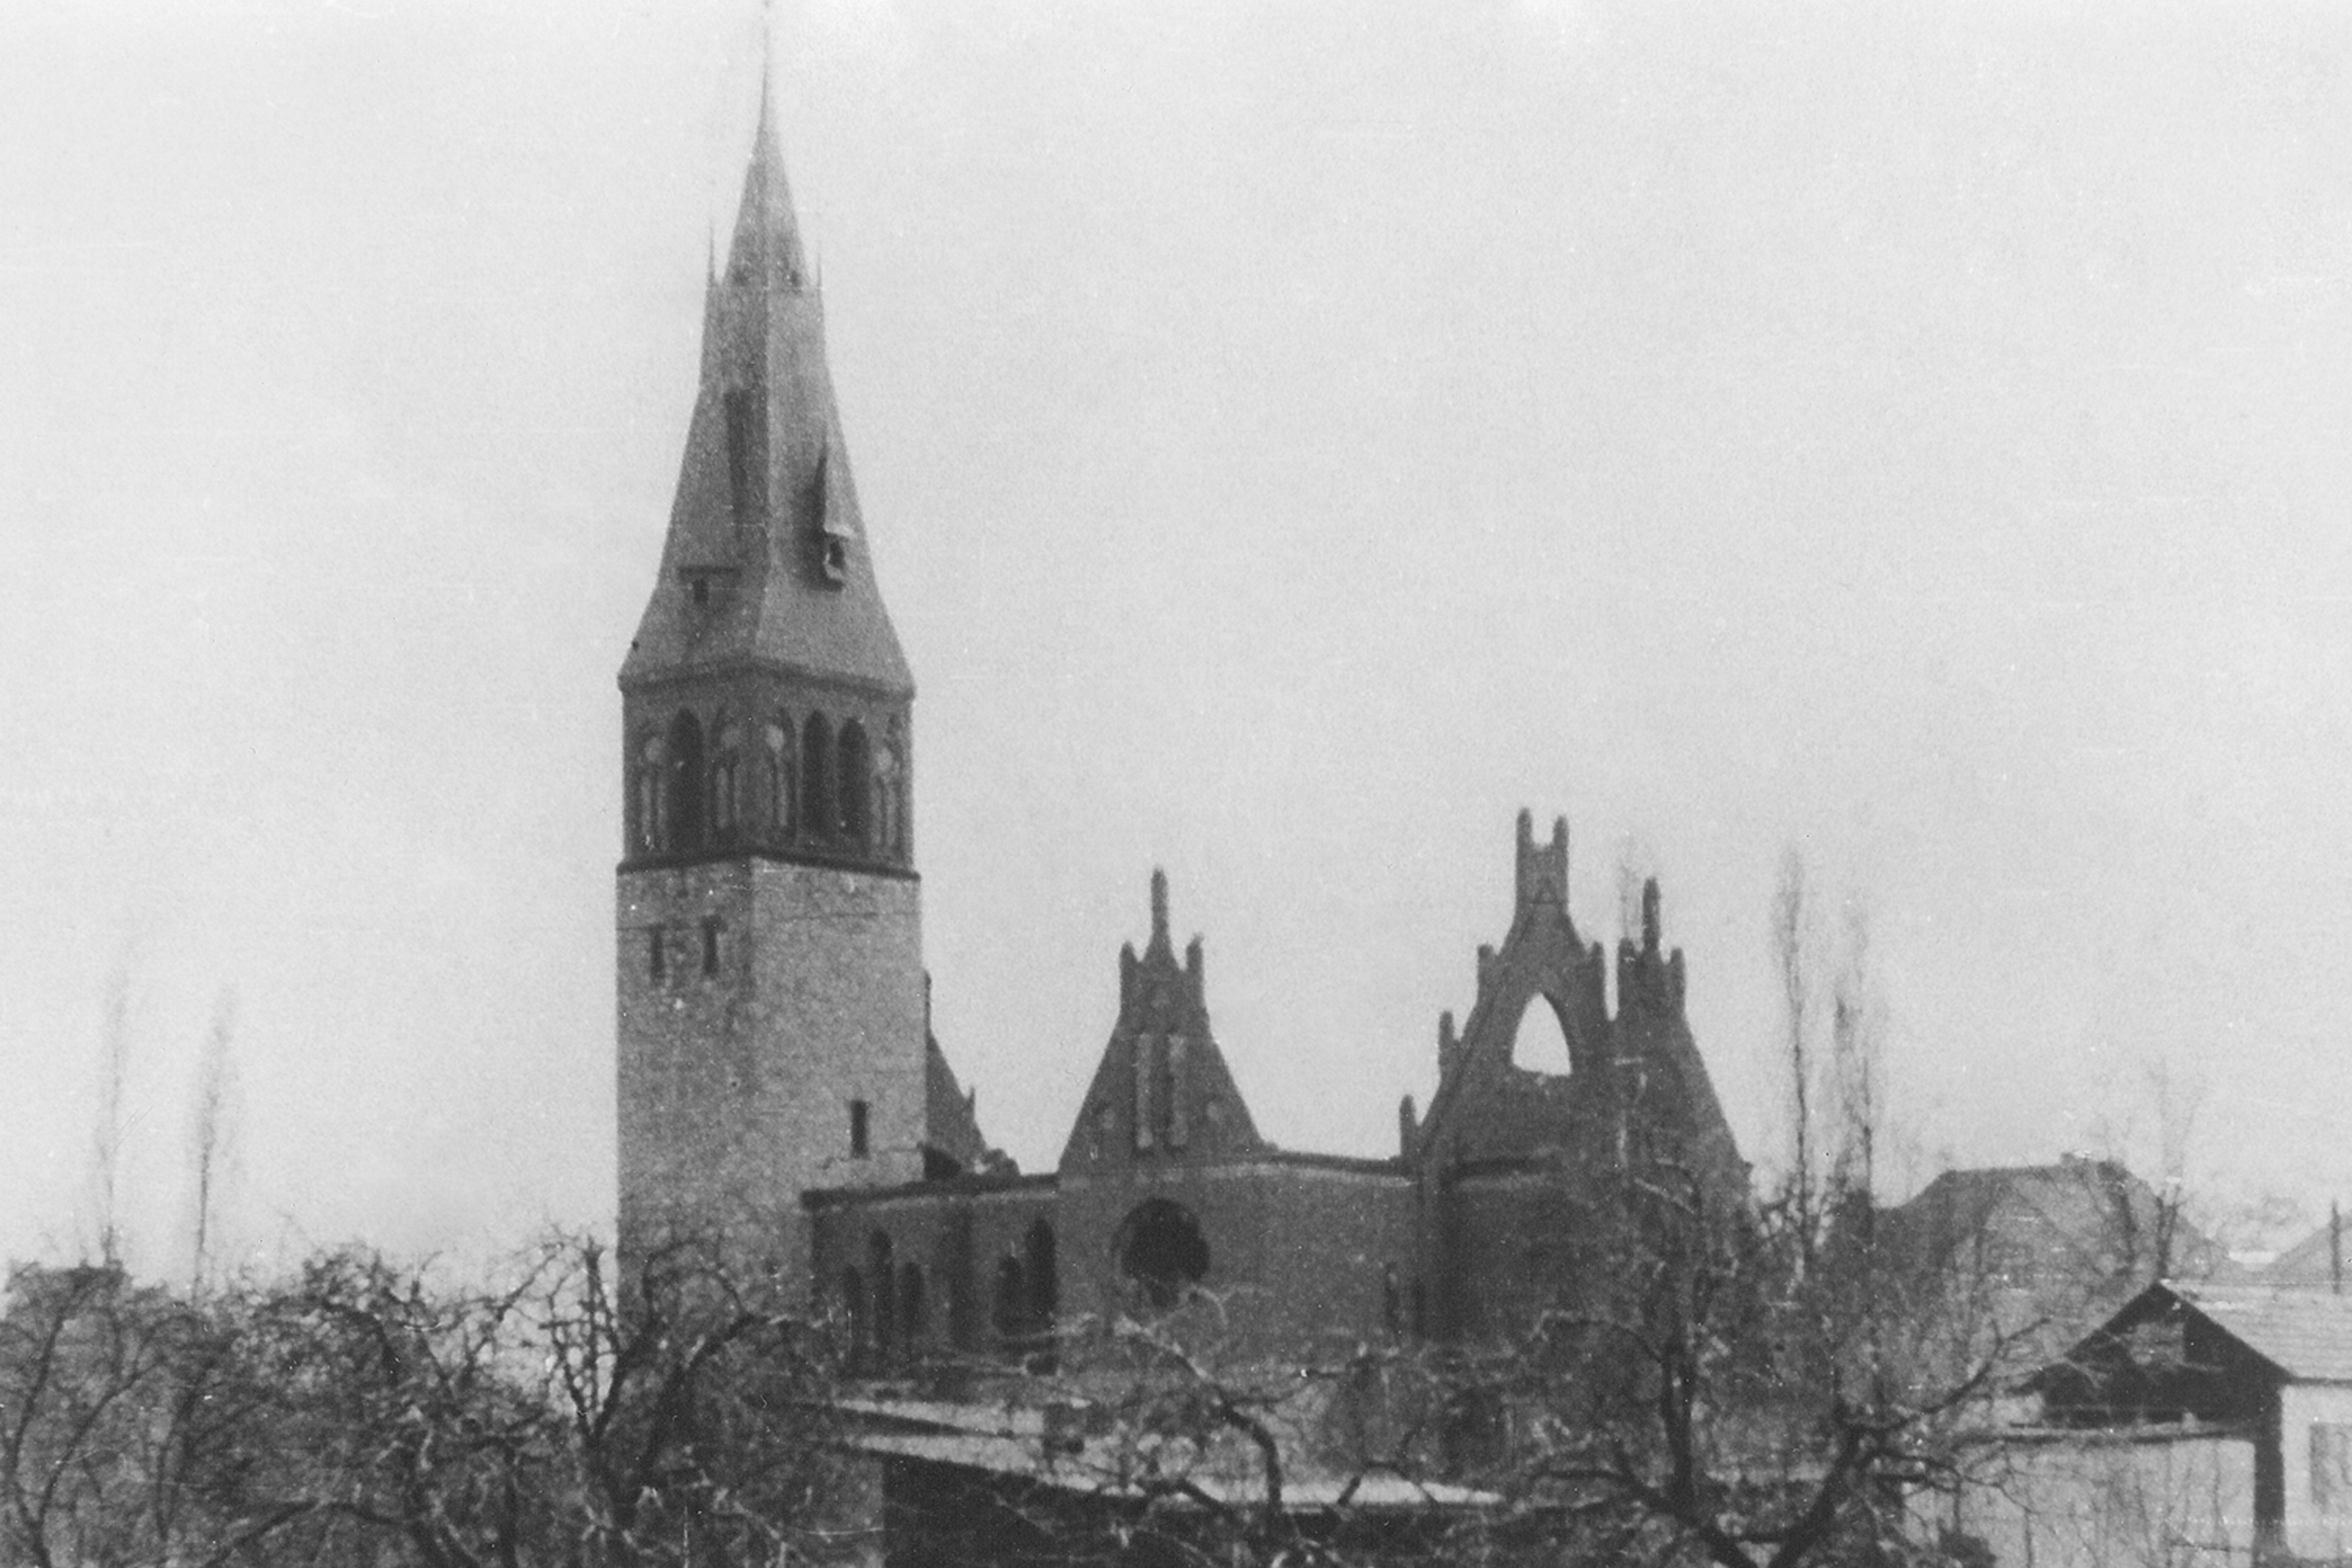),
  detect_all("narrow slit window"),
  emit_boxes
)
[647,927,664,983]
[850,1099,870,1158]
[700,917,720,977]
